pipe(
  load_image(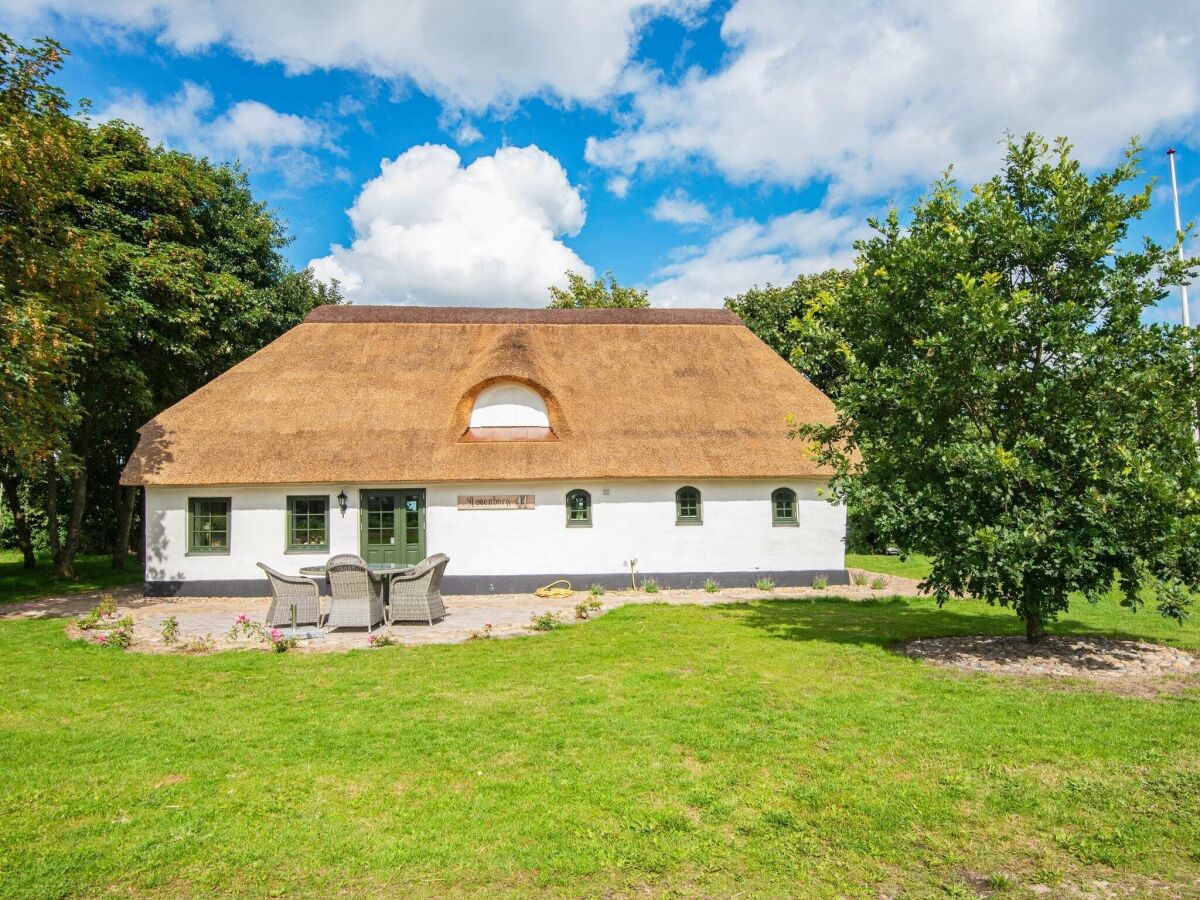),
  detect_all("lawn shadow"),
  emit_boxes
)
[718,595,1020,647]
